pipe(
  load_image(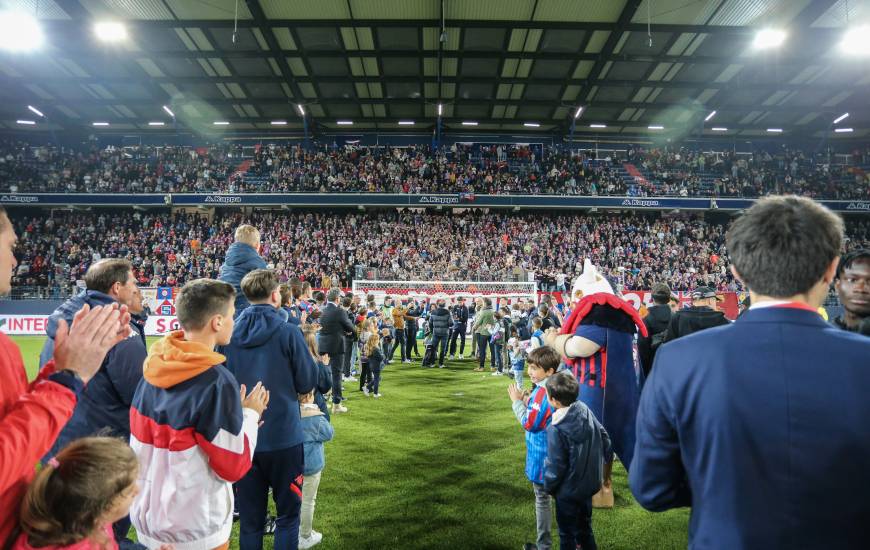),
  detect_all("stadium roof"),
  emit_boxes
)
[0,0,869,138]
